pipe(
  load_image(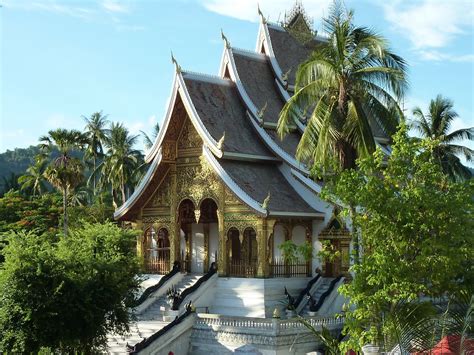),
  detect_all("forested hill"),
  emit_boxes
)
[0,146,41,191]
